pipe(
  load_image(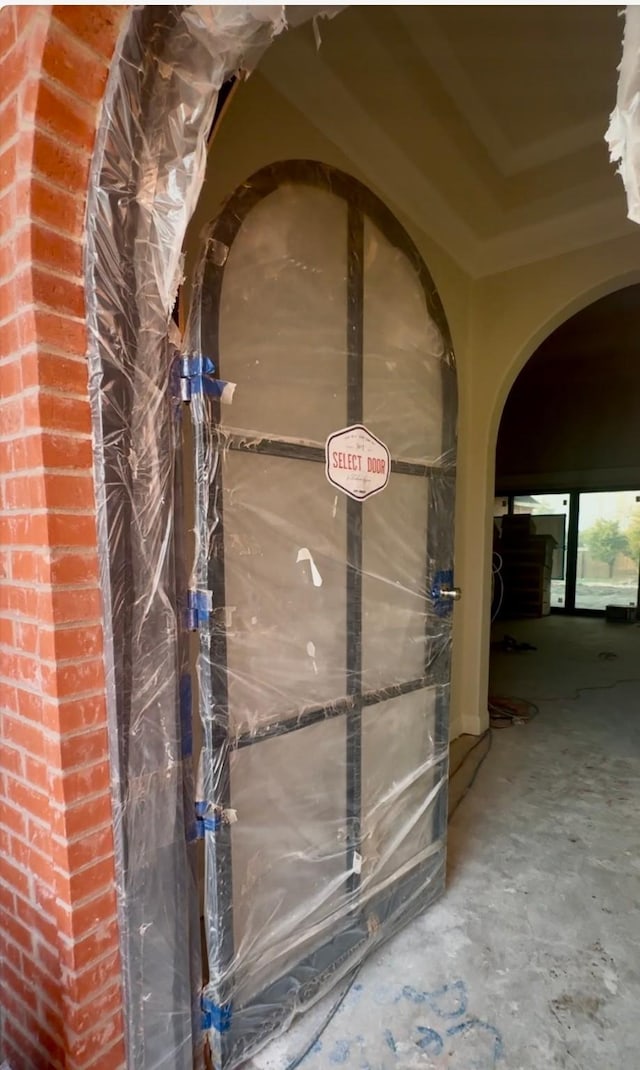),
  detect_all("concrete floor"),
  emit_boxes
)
[250,616,640,1070]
